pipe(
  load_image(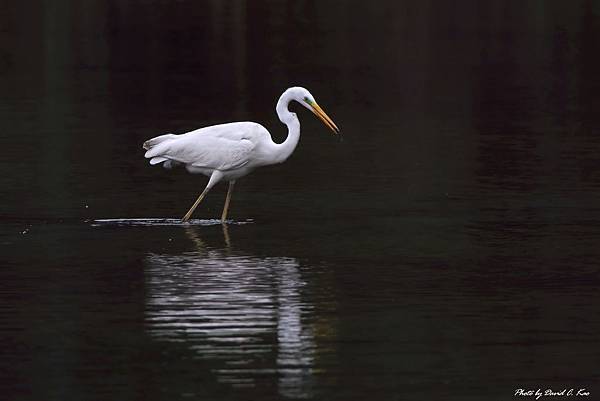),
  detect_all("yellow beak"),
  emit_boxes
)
[310,102,340,134]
